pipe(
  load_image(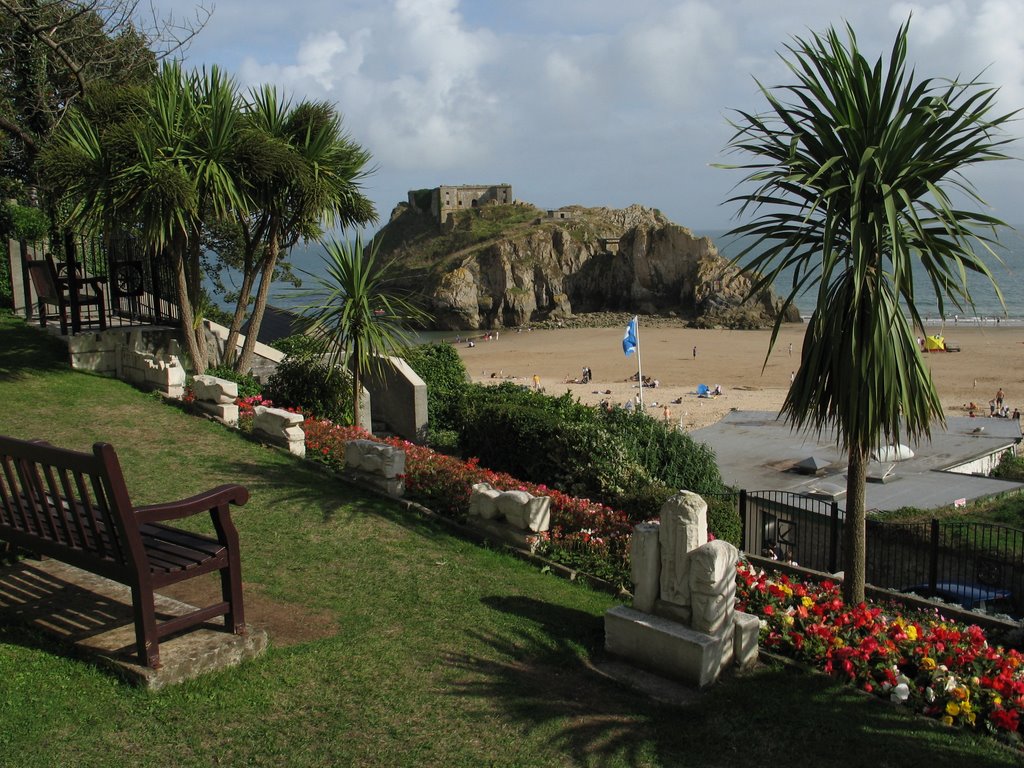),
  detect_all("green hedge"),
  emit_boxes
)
[455,382,737,540]
[402,342,469,446]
